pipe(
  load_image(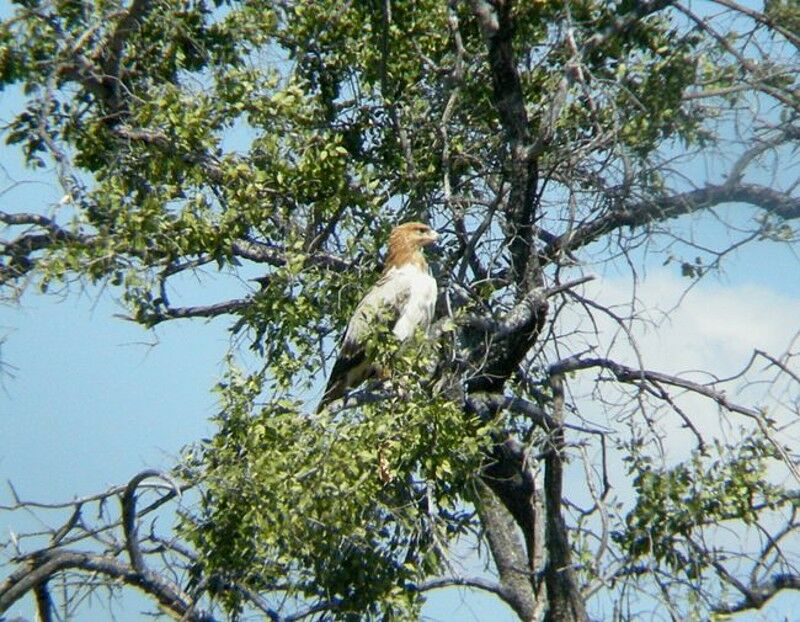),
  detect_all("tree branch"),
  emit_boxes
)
[0,549,213,621]
[112,126,225,183]
[415,575,506,598]
[122,299,251,326]
[473,480,540,621]
[101,0,153,81]
[1,212,91,285]
[0,210,352,299]
[468,0,540,291]
[466,392,555,431]
[548,355,762,420]
[121,470,179,573]
[464,287,548,394]
[710,0,800,49]
[581,0,675,54]
[33,581,52,622]
[544,182,800,262]
[712,573,800,614]
[548,354,800,485]
[232,238,352,272]
[542,374,588,622]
